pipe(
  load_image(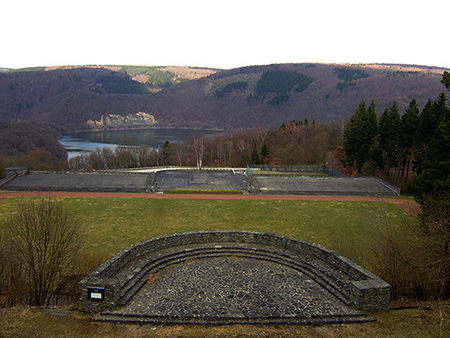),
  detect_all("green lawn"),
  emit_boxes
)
[0,196,414,267]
